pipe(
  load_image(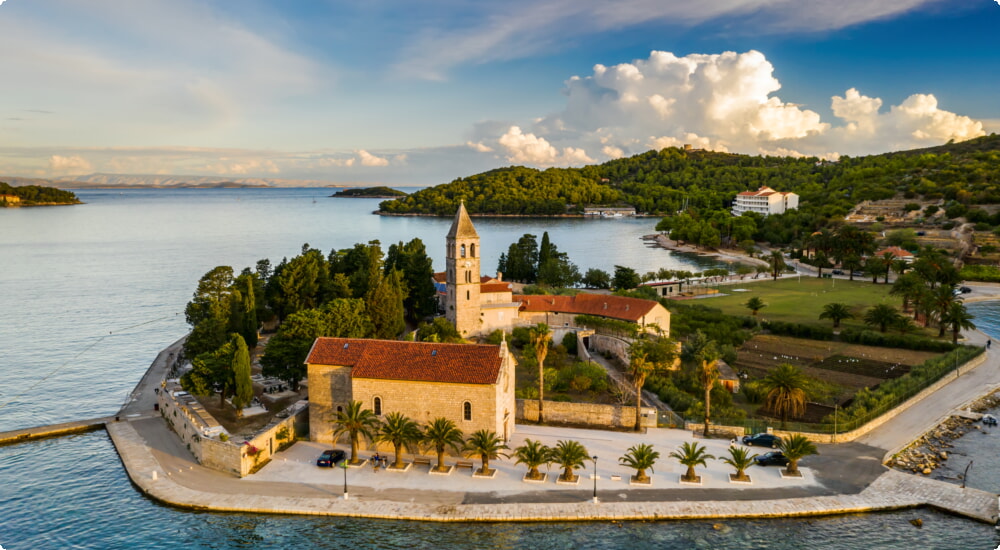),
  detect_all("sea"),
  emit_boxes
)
[0,187,997,549]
